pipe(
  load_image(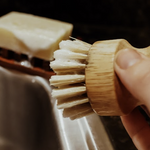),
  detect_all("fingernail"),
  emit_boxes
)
[115,49,142,69]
